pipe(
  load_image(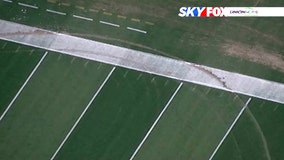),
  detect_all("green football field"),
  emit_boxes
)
[0,50,112,159]
[0,0,284,160]
[0,40,43,114]
[133,85,246,160]
[214,99,284,160]
[0,41,252,160]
